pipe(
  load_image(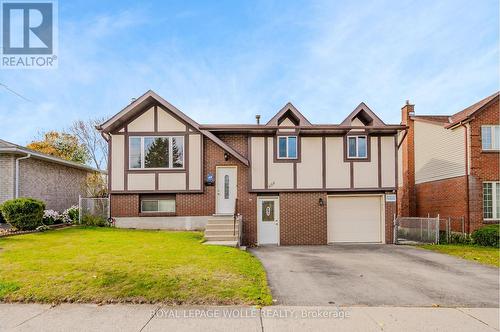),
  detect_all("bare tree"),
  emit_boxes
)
[70,117,108,170]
